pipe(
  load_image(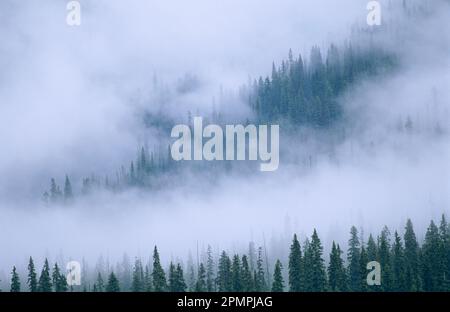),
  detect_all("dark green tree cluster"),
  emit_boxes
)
[248,44,395,127]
